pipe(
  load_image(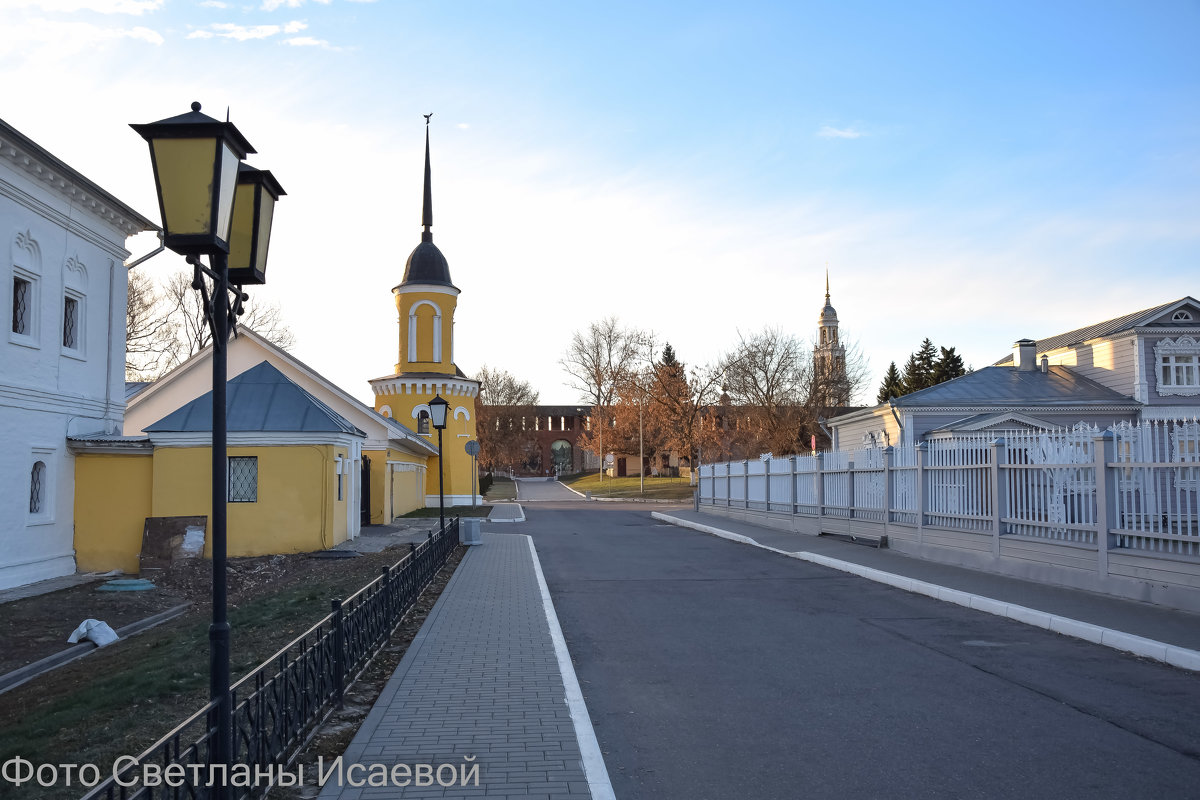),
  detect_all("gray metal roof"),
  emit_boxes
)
[993,297,1199,365]
[125,381,152,401]
[145,361,364,435]
[891,366,1136,408]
